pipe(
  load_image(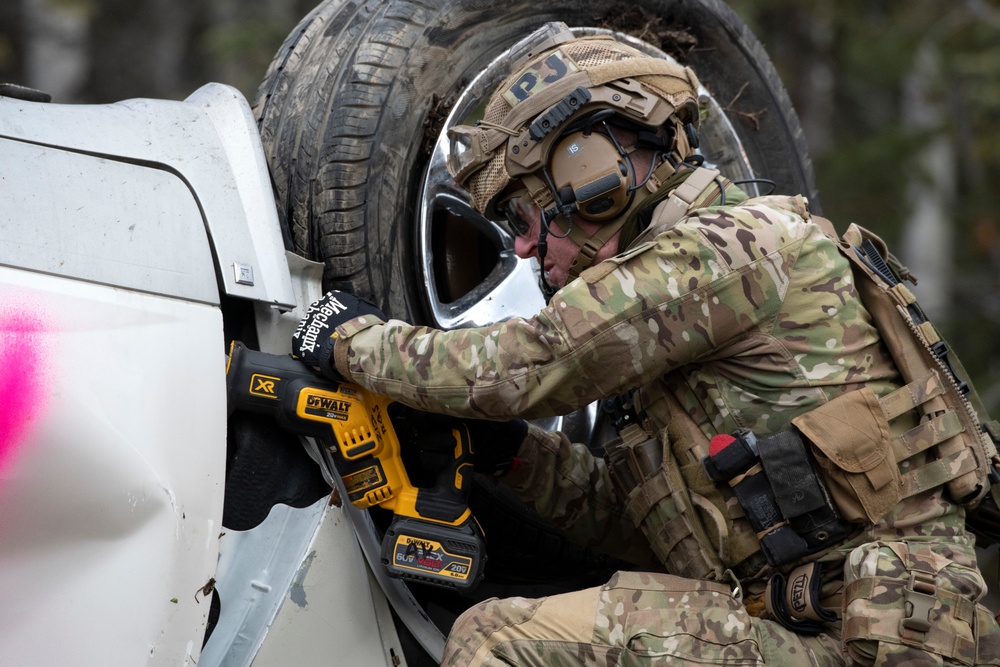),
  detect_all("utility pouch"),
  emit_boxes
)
[792,386,901,524]
[606,424,724,580]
